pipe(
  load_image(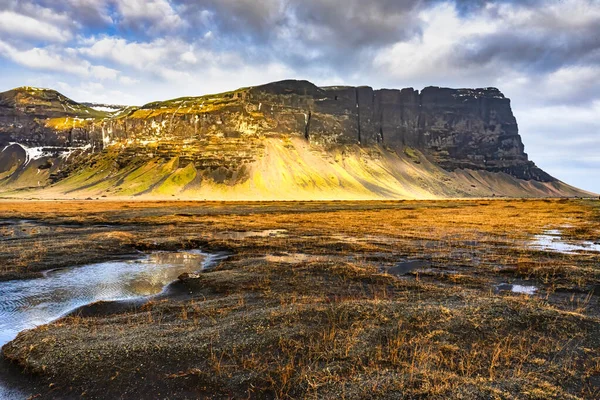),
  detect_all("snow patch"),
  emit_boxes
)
[90,106,119,113]
[3,143,92,166]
